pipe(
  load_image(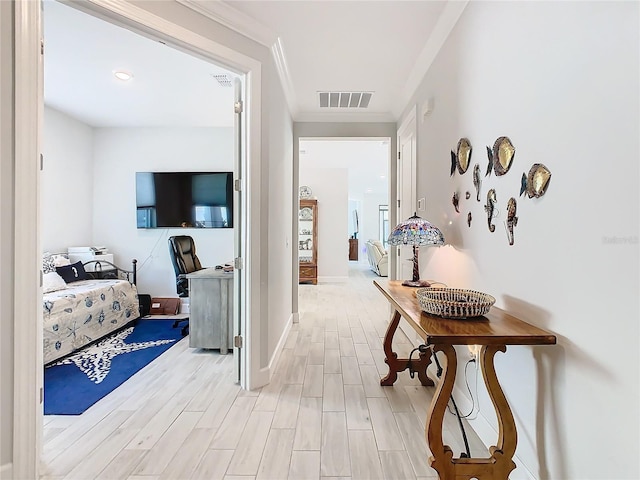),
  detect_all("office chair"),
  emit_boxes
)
[168,235,202,336]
